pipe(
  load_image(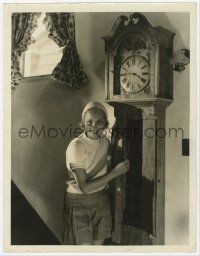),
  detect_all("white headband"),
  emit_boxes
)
[81,101,108,120]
